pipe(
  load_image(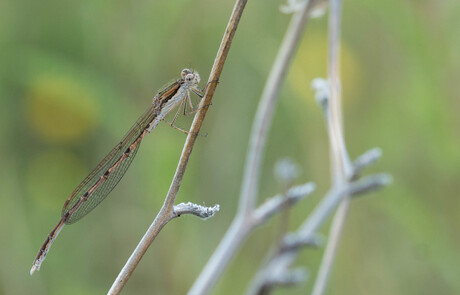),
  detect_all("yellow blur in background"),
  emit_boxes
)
[0,0,459,294]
